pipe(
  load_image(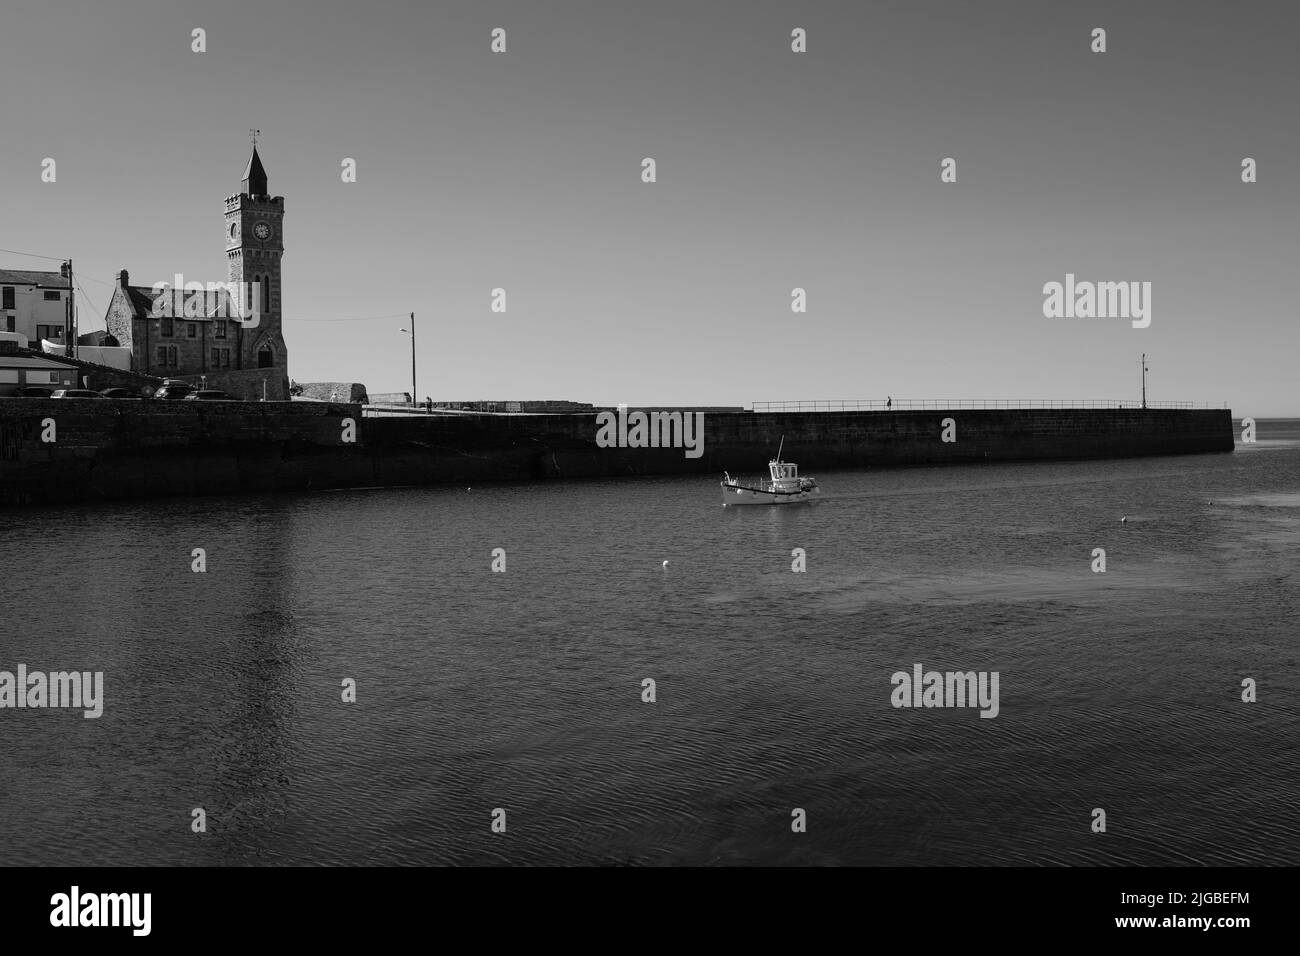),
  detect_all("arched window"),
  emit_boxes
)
[261,274,270,314]
[257,344,273,369]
